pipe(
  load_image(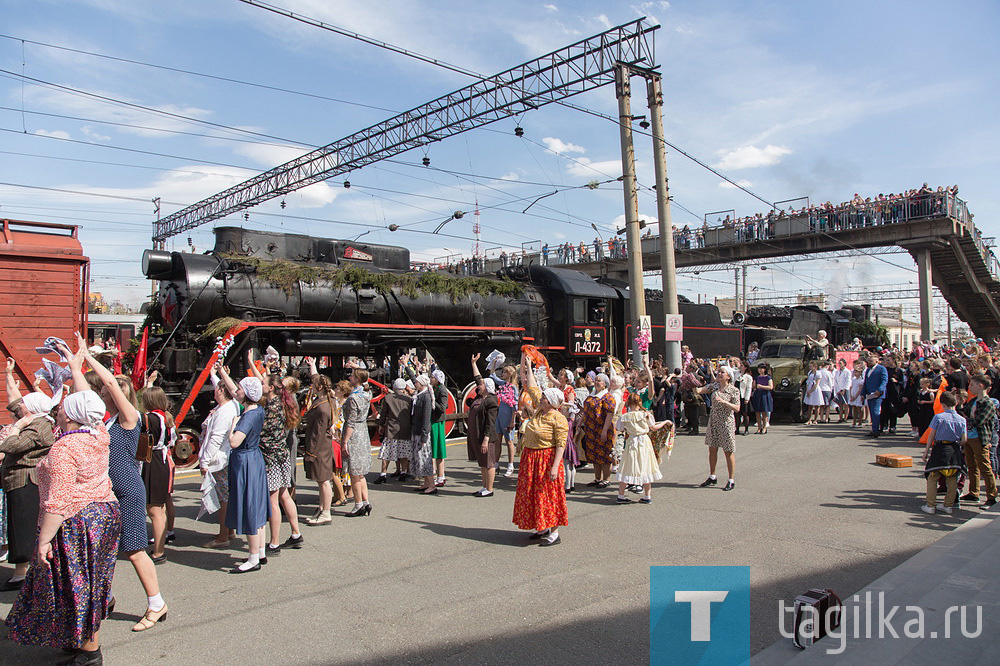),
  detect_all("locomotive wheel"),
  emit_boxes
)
[443,388,458,437]
[173,428,201,469]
